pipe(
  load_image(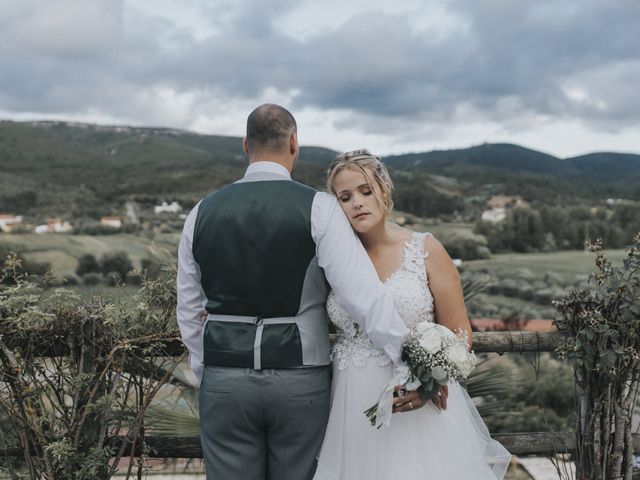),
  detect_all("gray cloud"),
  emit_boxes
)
[1,0,639,146]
